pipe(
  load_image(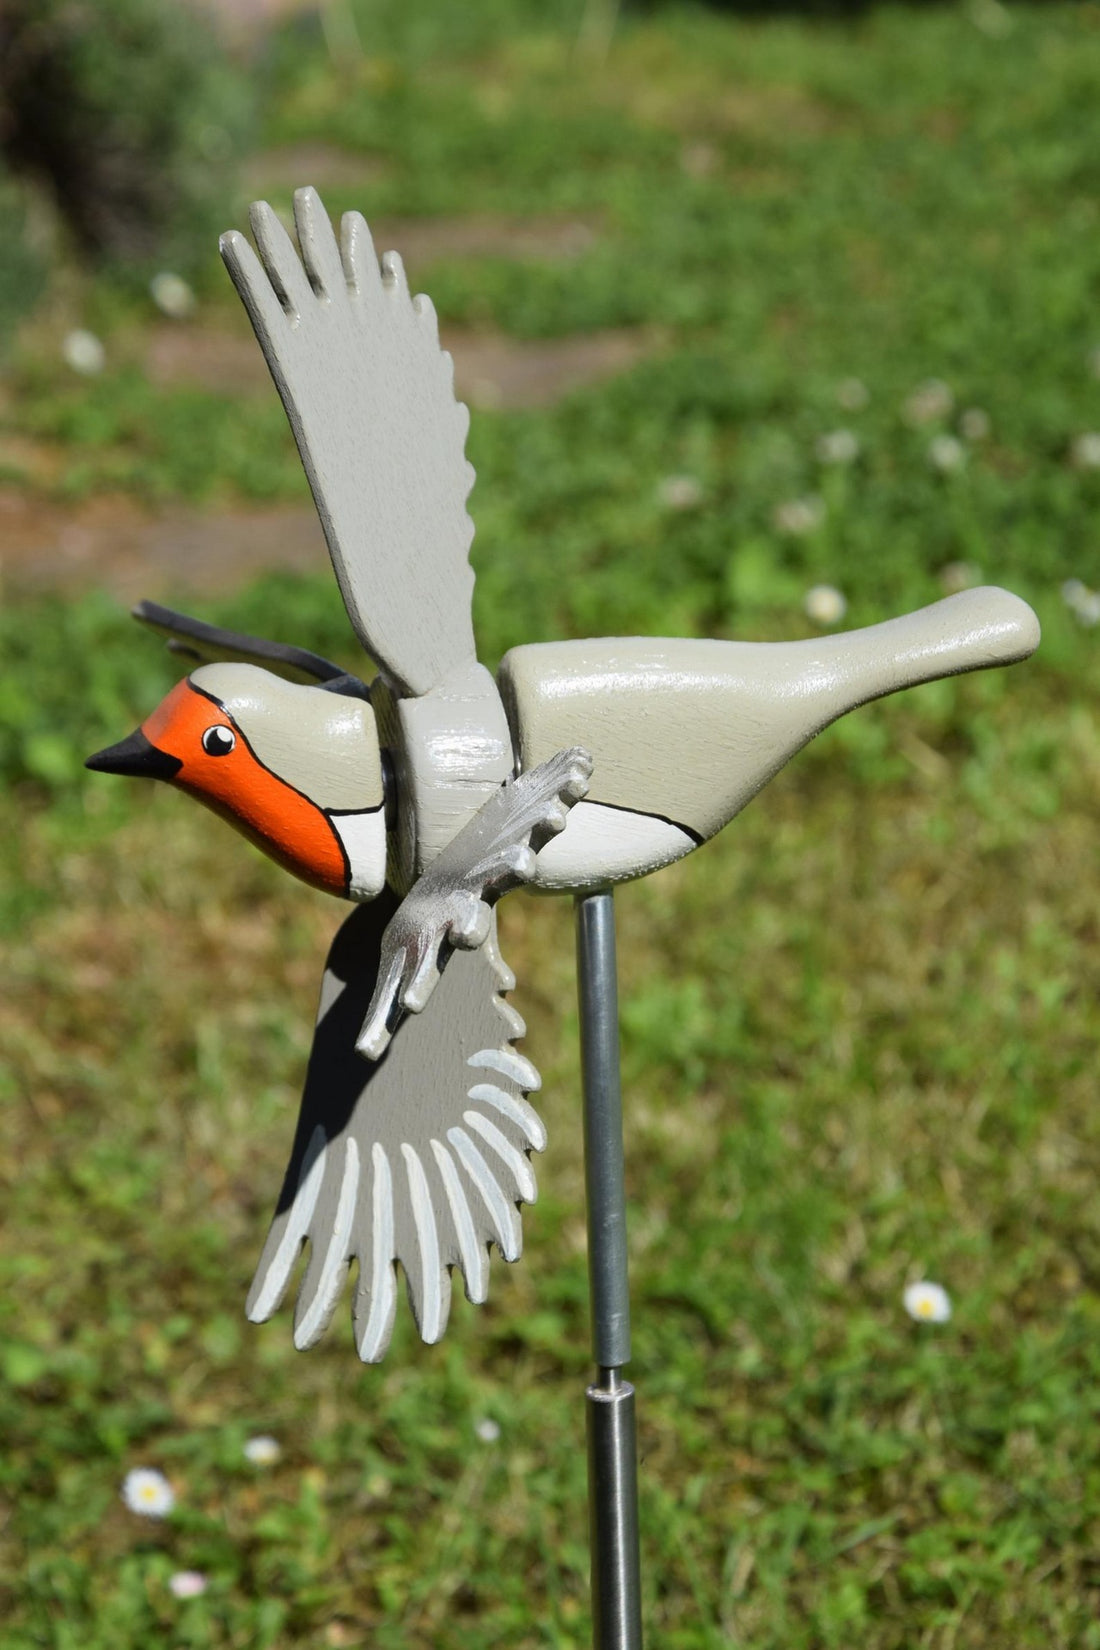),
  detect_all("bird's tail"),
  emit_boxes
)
[806,586,1039,710]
